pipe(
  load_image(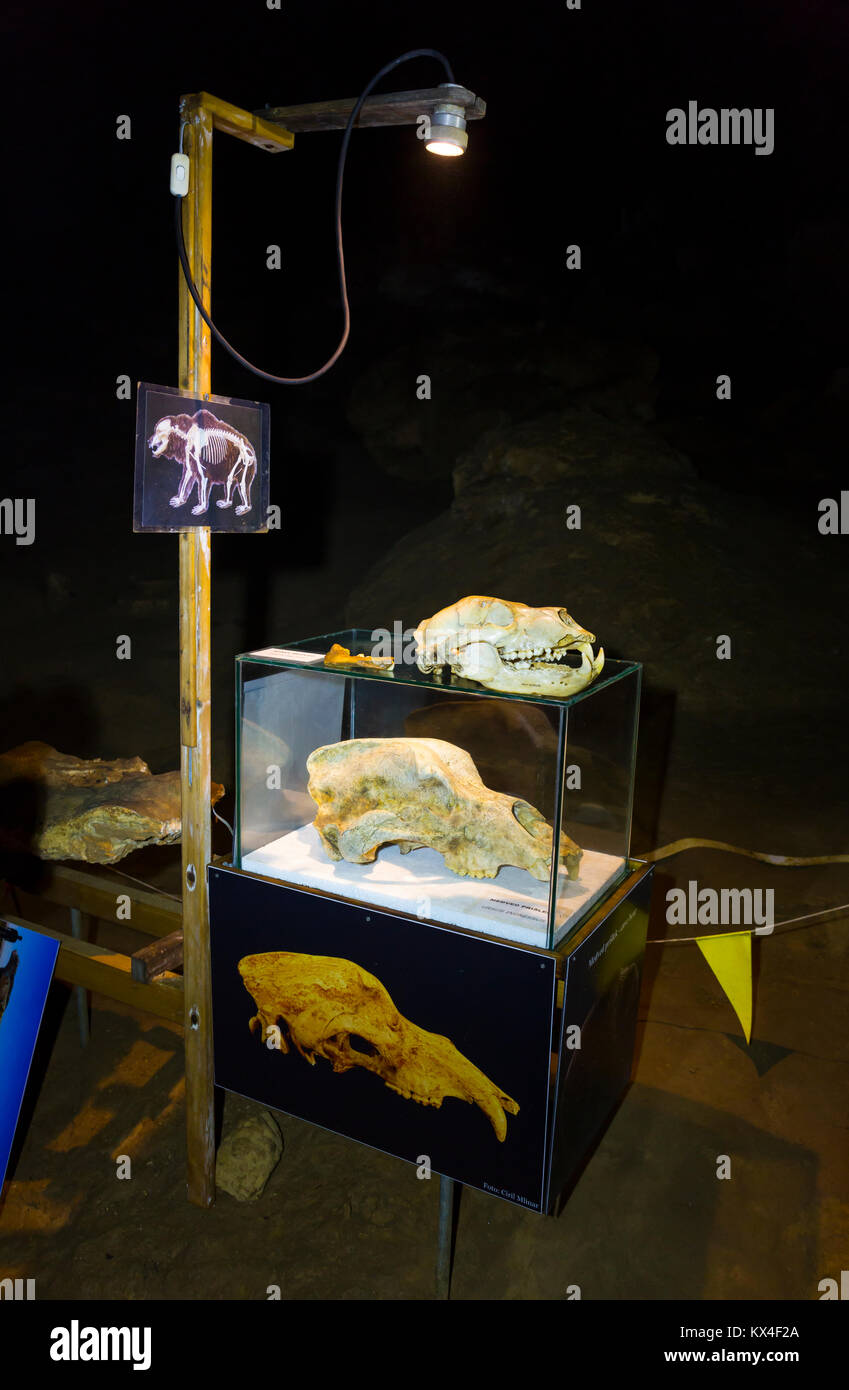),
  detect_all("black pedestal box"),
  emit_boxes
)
[209,859,652,1213]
